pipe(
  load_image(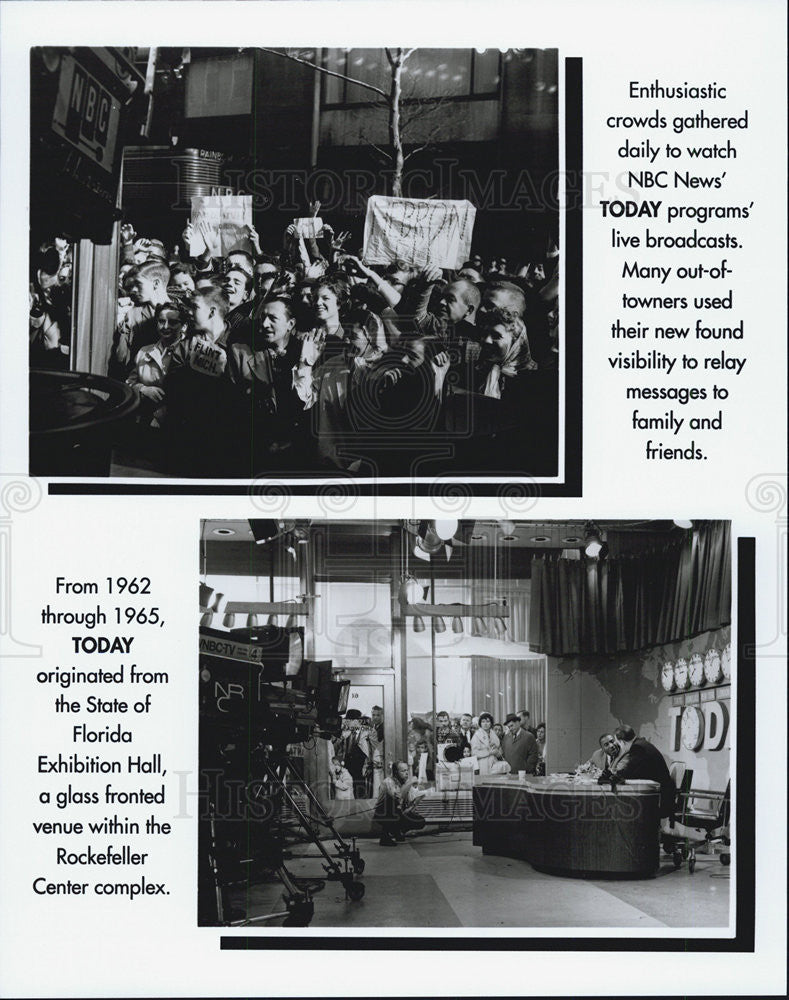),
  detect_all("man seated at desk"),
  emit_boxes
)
[601,725,675,817]
[580,732,620,774]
